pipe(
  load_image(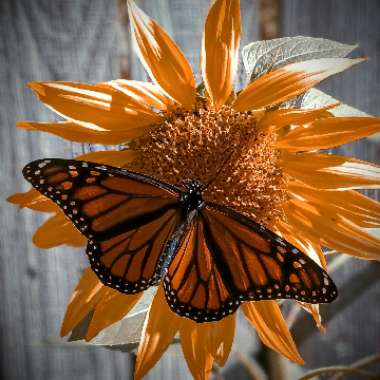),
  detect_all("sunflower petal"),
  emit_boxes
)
[258,104,337,133]
[32,211,86,248]
[242,301,304,364]
[282,152,380,190]
[134,286,181,380]
[180,314,235,373]
[209,314,235,366]
[289,182,380,228]
[85,290,142,341]
[28,81,160,130]
[60,268,106,336]
[7,187,57,212]
[202,0,241,109]
[75,149,138,167]
[17,121,148,145]
[277,116,380,151]
[108,79,174,110]
[285,198,380,260]
[180,321,215,380]
[127,1,196,108]
[233,58,365,111]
